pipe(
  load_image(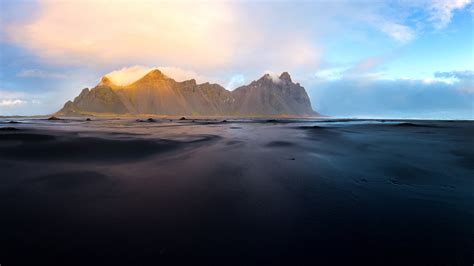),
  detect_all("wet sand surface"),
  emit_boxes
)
[0,118,473,265]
